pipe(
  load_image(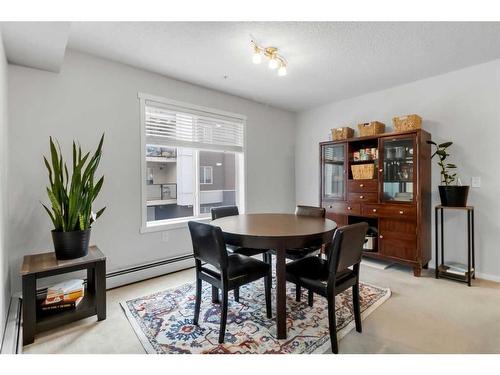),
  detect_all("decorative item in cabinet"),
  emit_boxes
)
[353,147,378,161]
[381,135,415,202]
[331,127,354,141]
[321,143,346,201]
[351,163,375,180]
[358,121,385,137]
[363,227,378,252]
[393,114,422,132]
